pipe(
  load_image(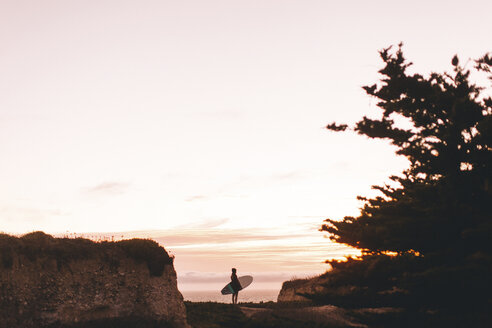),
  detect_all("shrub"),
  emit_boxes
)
[117,239,173,276]
[0,233,17,269]
[0,232,173,277]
